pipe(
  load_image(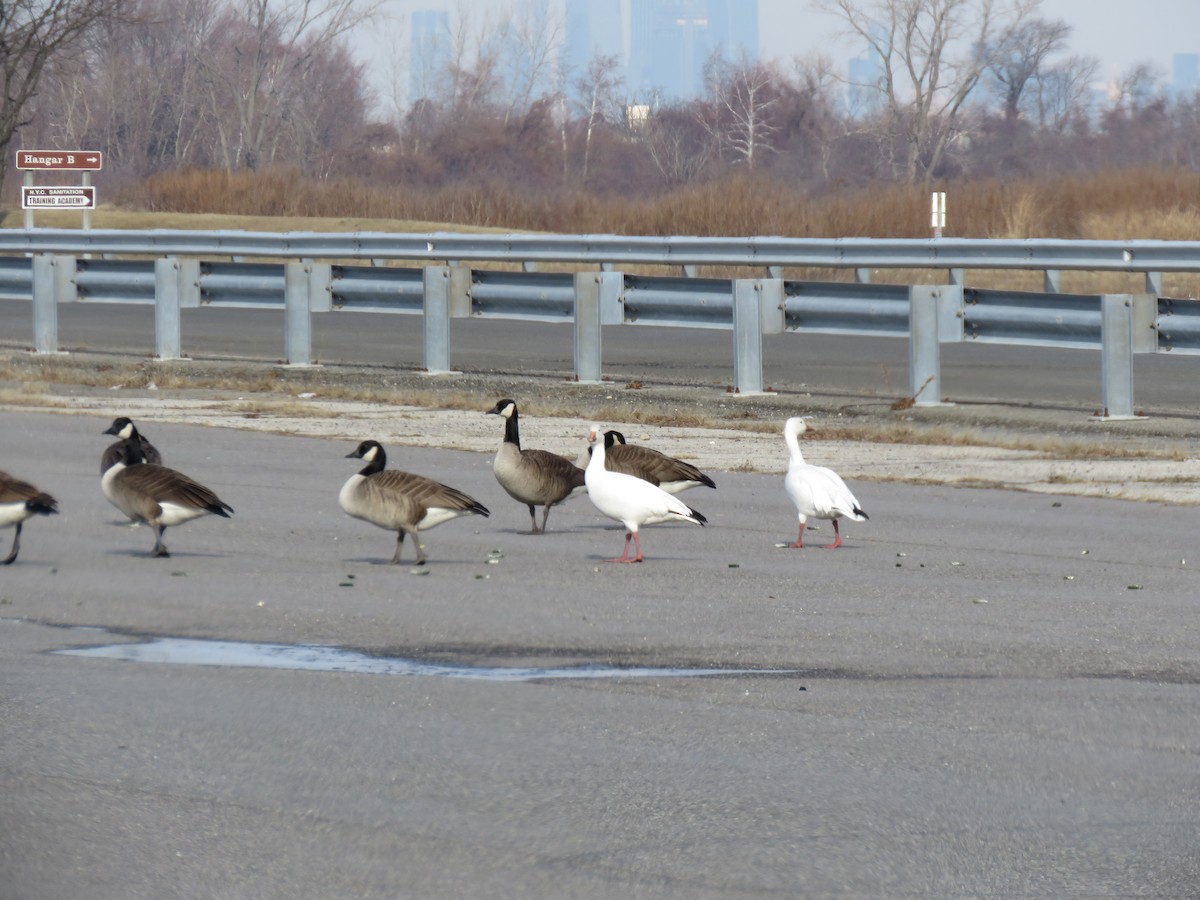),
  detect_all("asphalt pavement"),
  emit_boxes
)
[2,410,1199,898]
